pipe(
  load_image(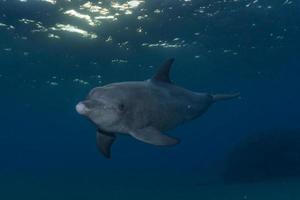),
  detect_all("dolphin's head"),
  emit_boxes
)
[76,86,126,130]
